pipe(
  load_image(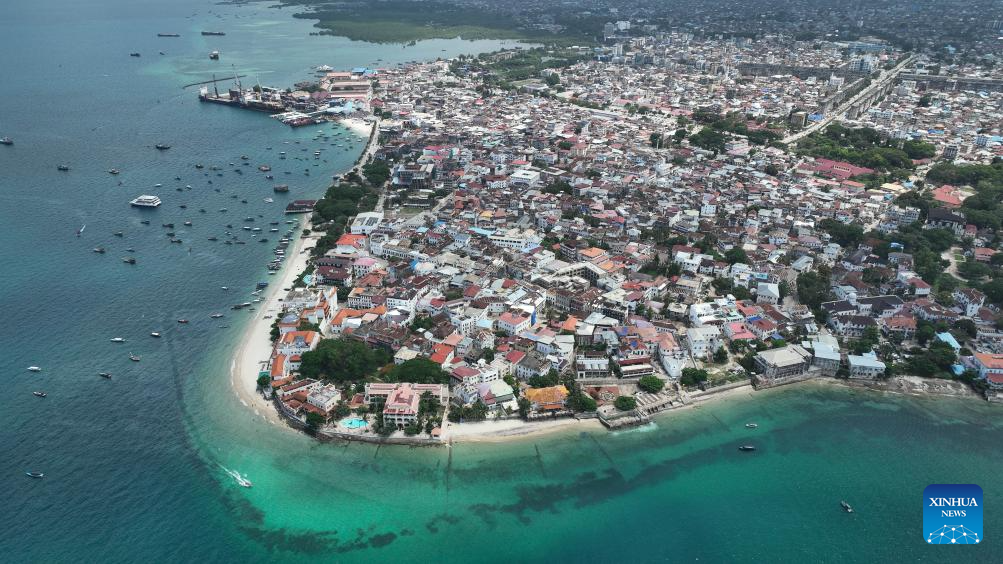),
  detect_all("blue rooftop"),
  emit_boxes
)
[936,332,961,350]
